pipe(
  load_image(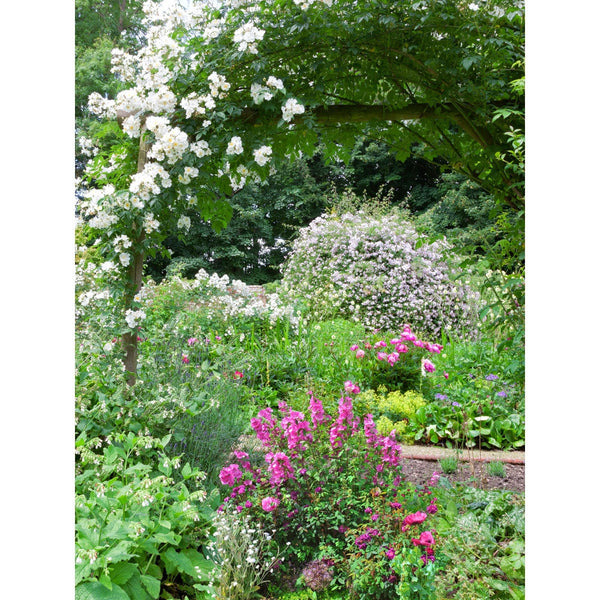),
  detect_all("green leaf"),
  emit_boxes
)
[76,581,130,600]
[109,562,138,585]
[140,575,161,599]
